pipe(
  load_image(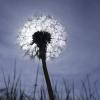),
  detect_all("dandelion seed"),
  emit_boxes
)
[17,15,66,61]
